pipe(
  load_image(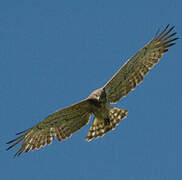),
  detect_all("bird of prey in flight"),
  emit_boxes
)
[7,25,178,156]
